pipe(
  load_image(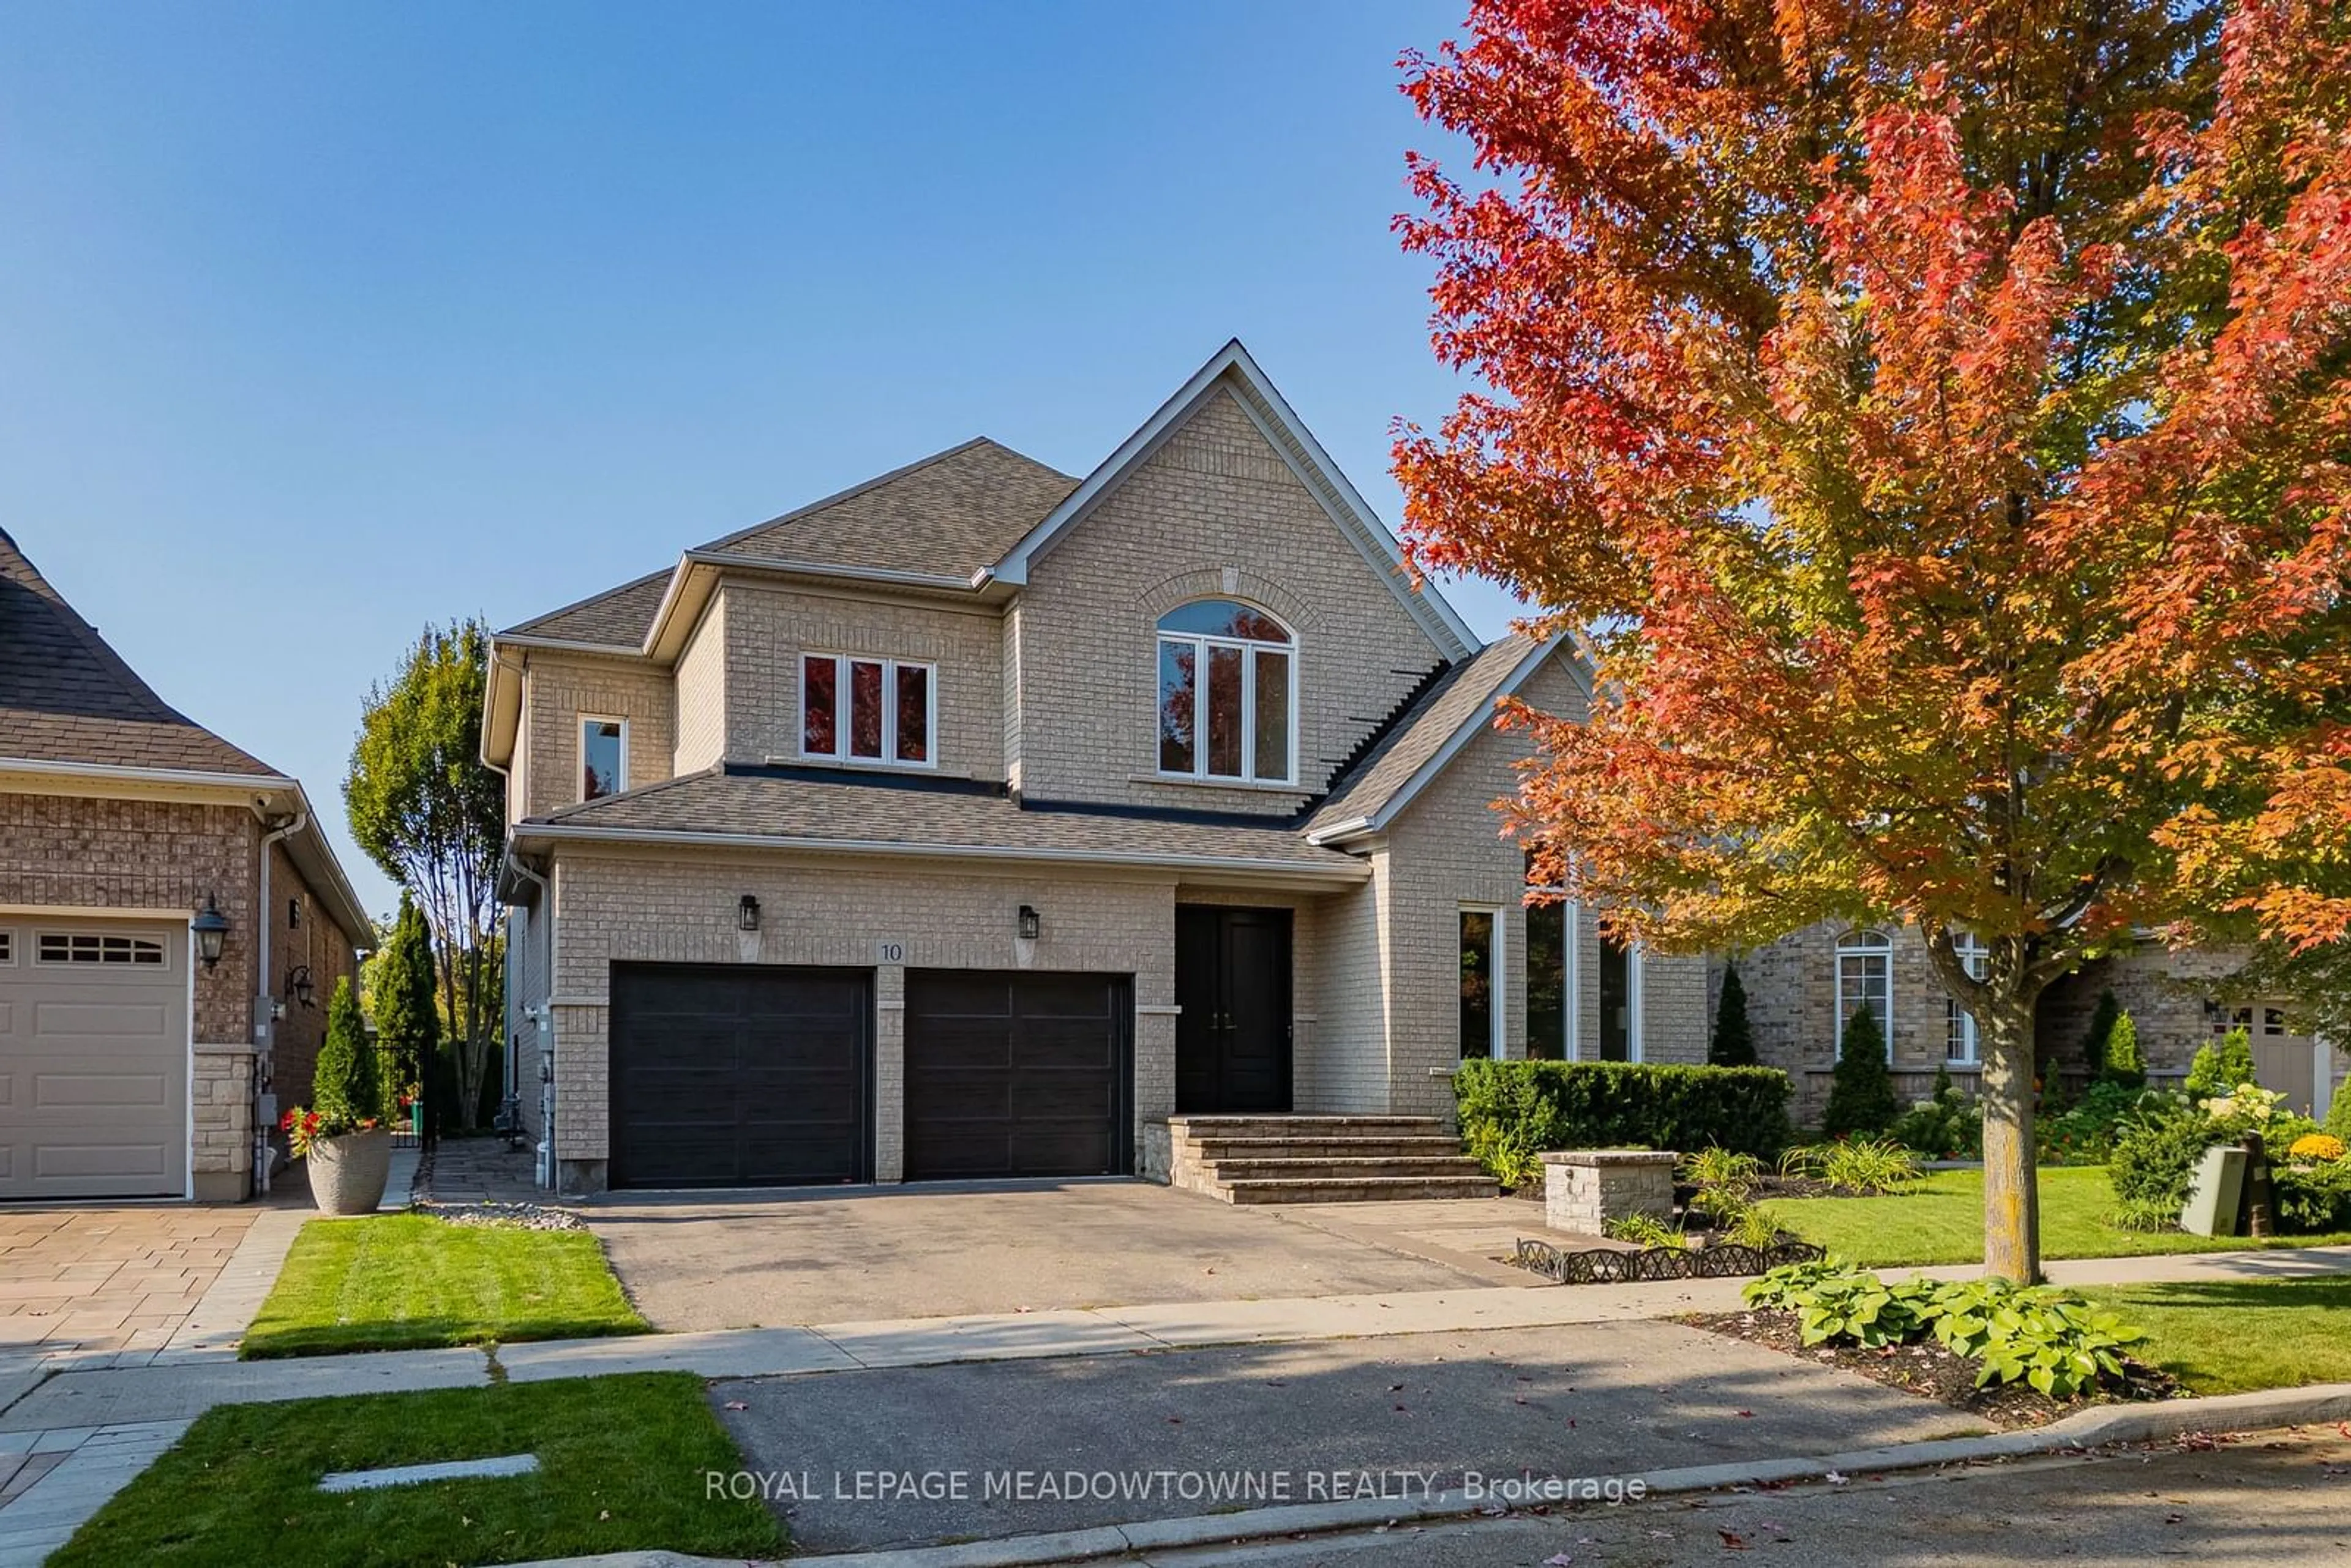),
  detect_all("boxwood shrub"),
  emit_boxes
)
[1453,1059,1793,1183]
